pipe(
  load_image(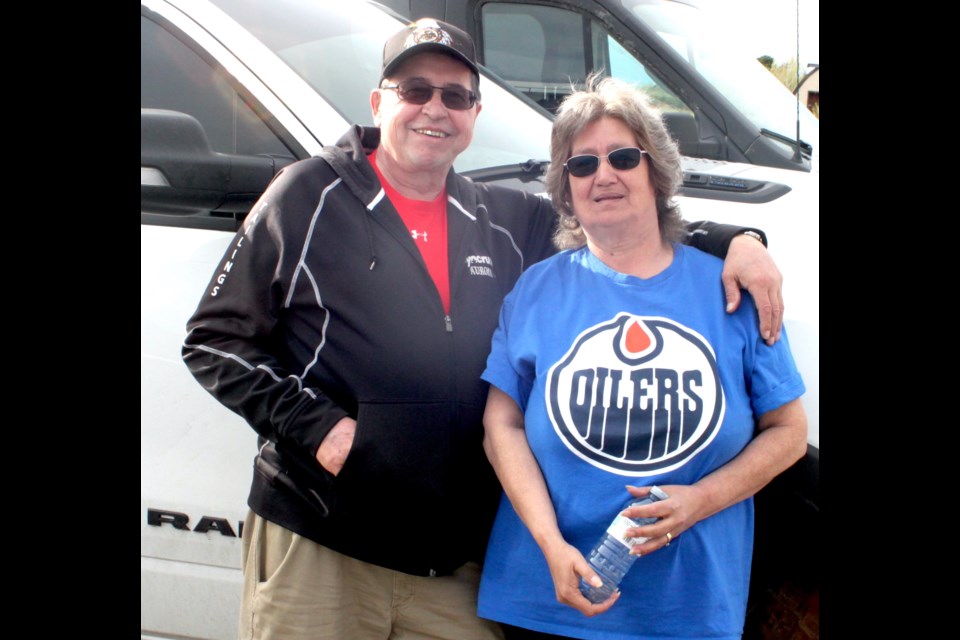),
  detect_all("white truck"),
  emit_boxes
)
[141,1,818,637]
